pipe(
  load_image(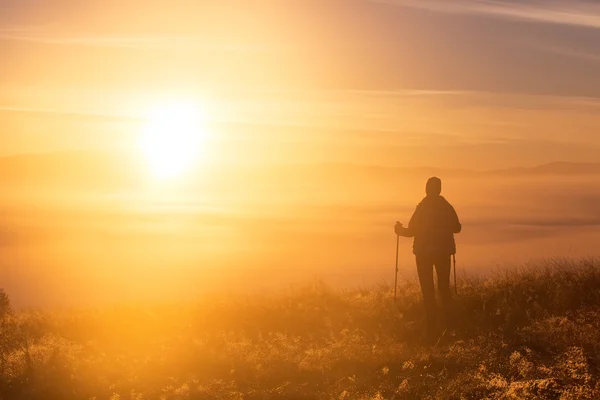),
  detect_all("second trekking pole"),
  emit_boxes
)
[453,254,458,296]
[394,231,400,303]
